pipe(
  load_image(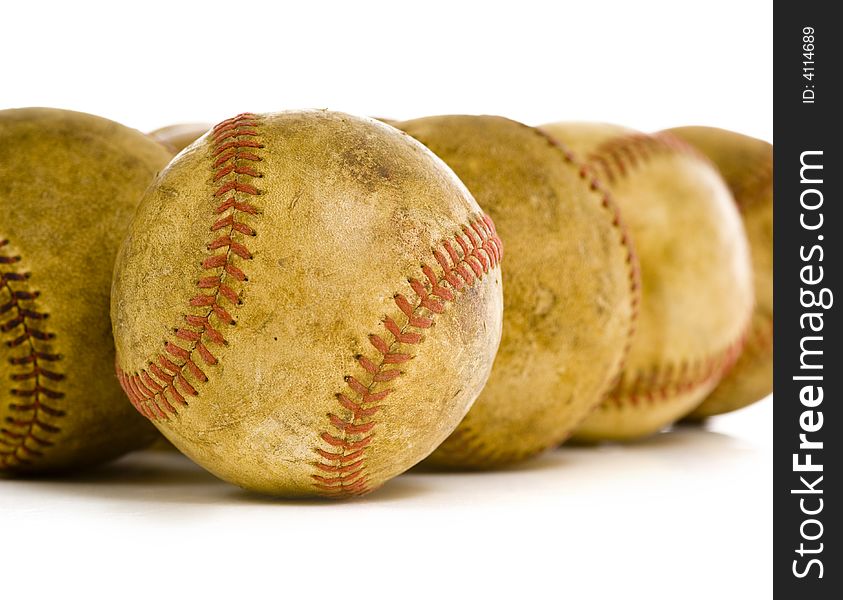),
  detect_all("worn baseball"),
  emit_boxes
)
[112,111,504,497]
[396,115,638,467]
[149,123,211,154]
[667,126,772,419]
[147,120,220,456]
[0,108,169,473]
[541,123,754,441]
